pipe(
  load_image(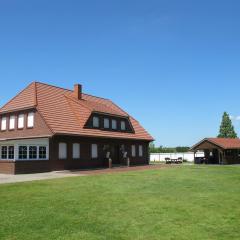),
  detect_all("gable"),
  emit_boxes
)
[0,82,36,113]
